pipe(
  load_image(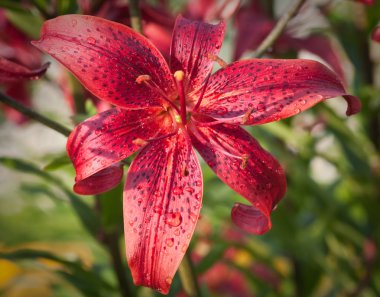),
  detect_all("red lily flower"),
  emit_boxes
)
[32,15,360,293]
